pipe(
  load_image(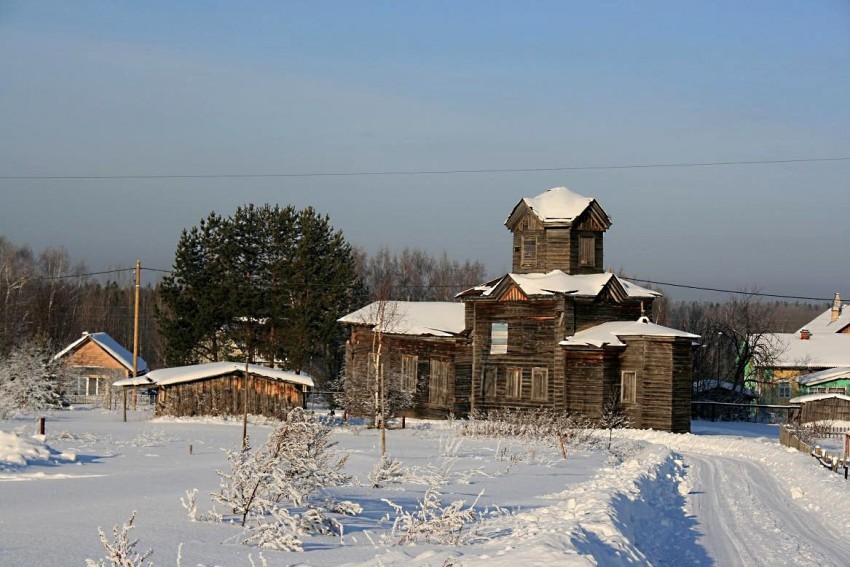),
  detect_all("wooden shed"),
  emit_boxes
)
[114,362,312,419]
[789,393,850,424]
[54,332,148,406]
